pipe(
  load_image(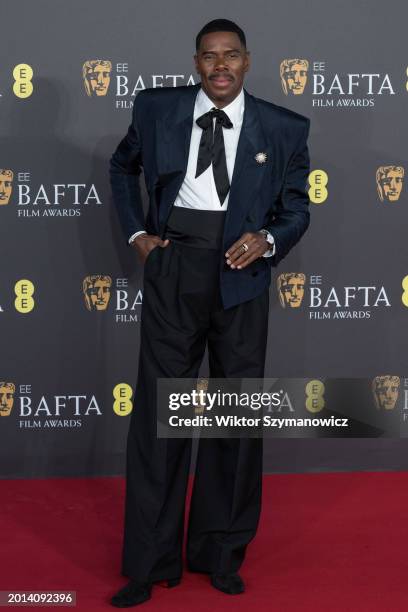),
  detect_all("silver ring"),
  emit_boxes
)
[241,242,249,252]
